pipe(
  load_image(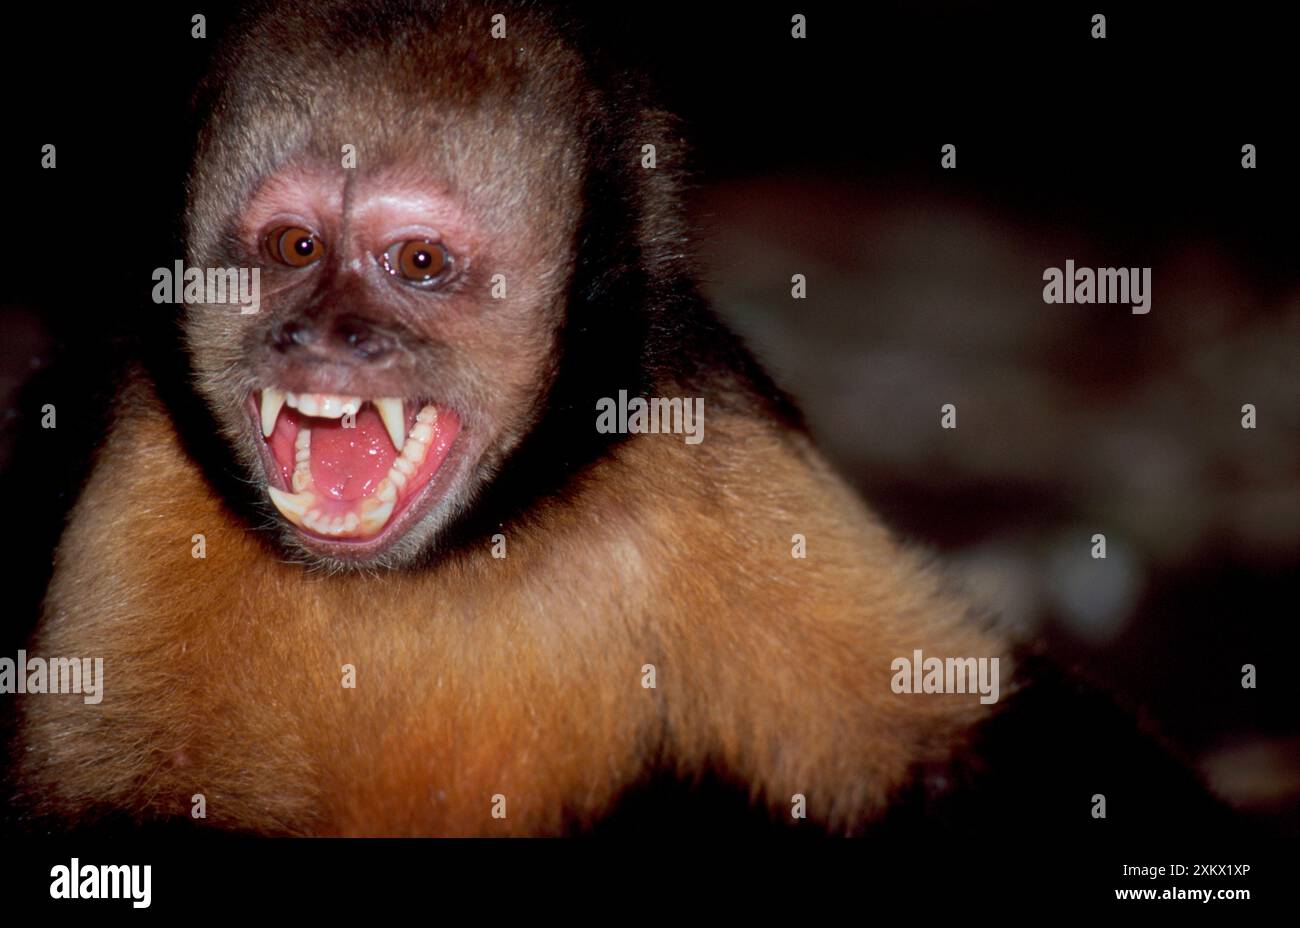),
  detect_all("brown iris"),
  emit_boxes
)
[267,226,321,267]
[382,239,450,285]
